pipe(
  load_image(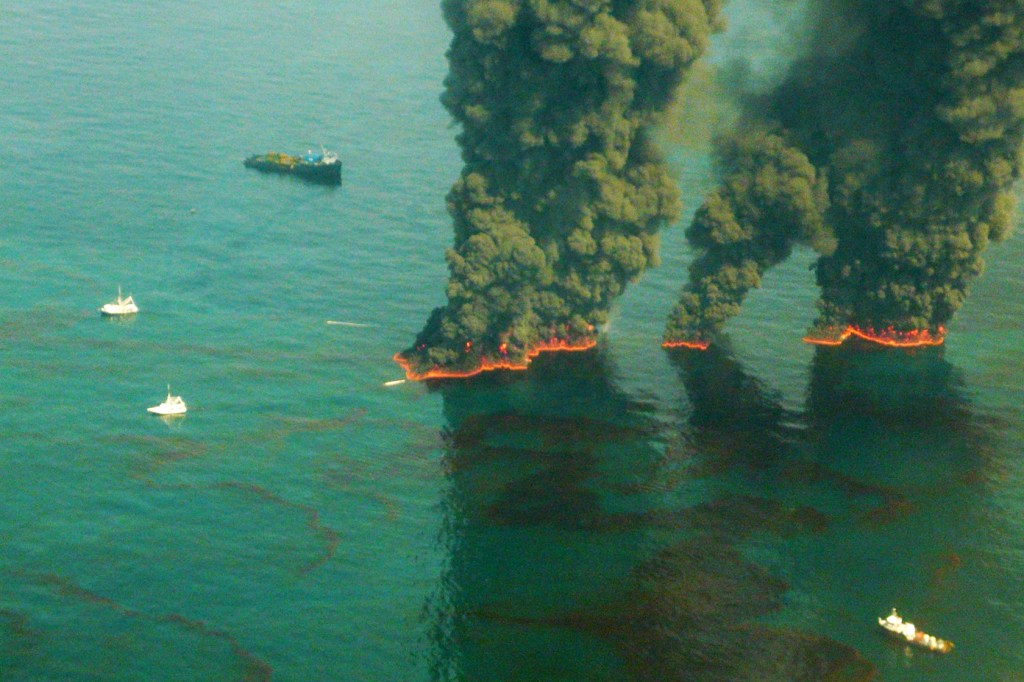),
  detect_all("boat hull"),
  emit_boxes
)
[879,622,954,654]
[147,405,186,416]
[243,154,341,185]
[100,305,139,315]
